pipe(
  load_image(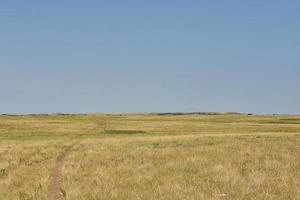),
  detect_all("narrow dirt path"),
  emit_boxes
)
[48,143,77,200]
